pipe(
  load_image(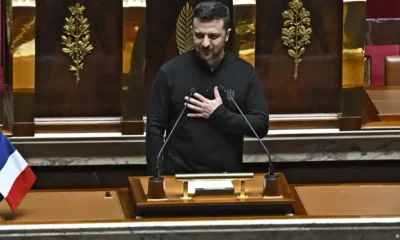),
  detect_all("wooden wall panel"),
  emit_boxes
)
[35,0,122,117]
[255,0,342,114]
